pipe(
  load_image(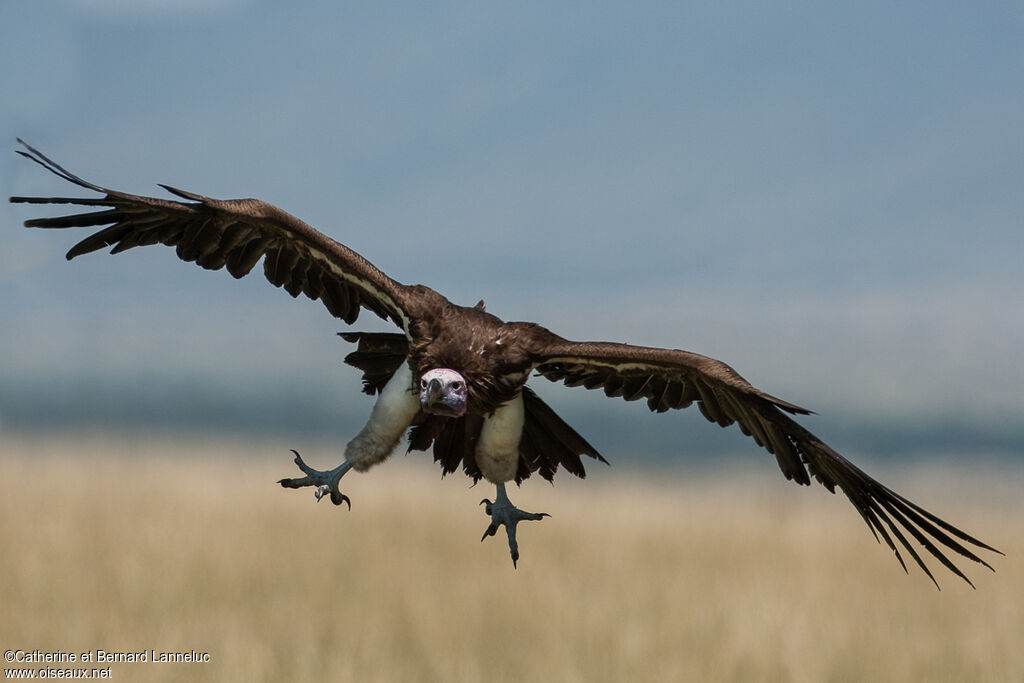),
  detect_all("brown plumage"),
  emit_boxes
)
[10,139,1001,586]
[341,331,604,484]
